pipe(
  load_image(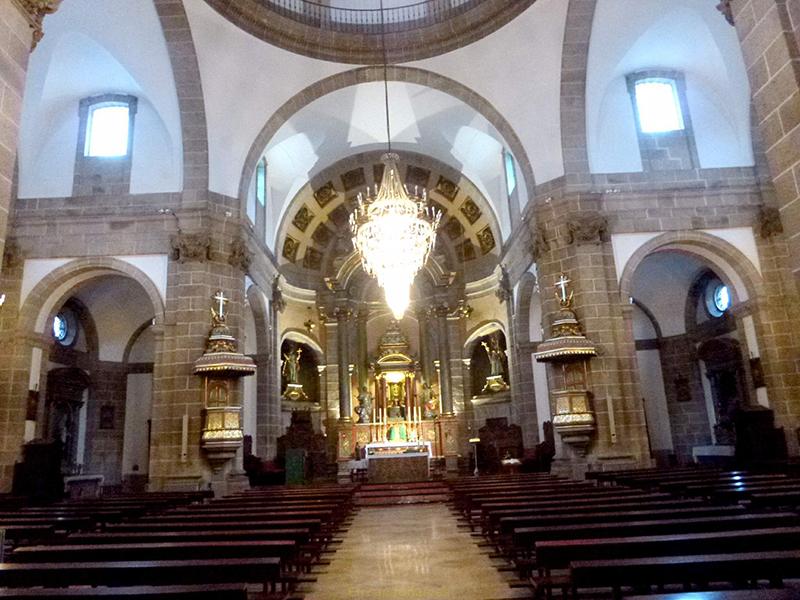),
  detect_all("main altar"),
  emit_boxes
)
[337,322,456,481]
